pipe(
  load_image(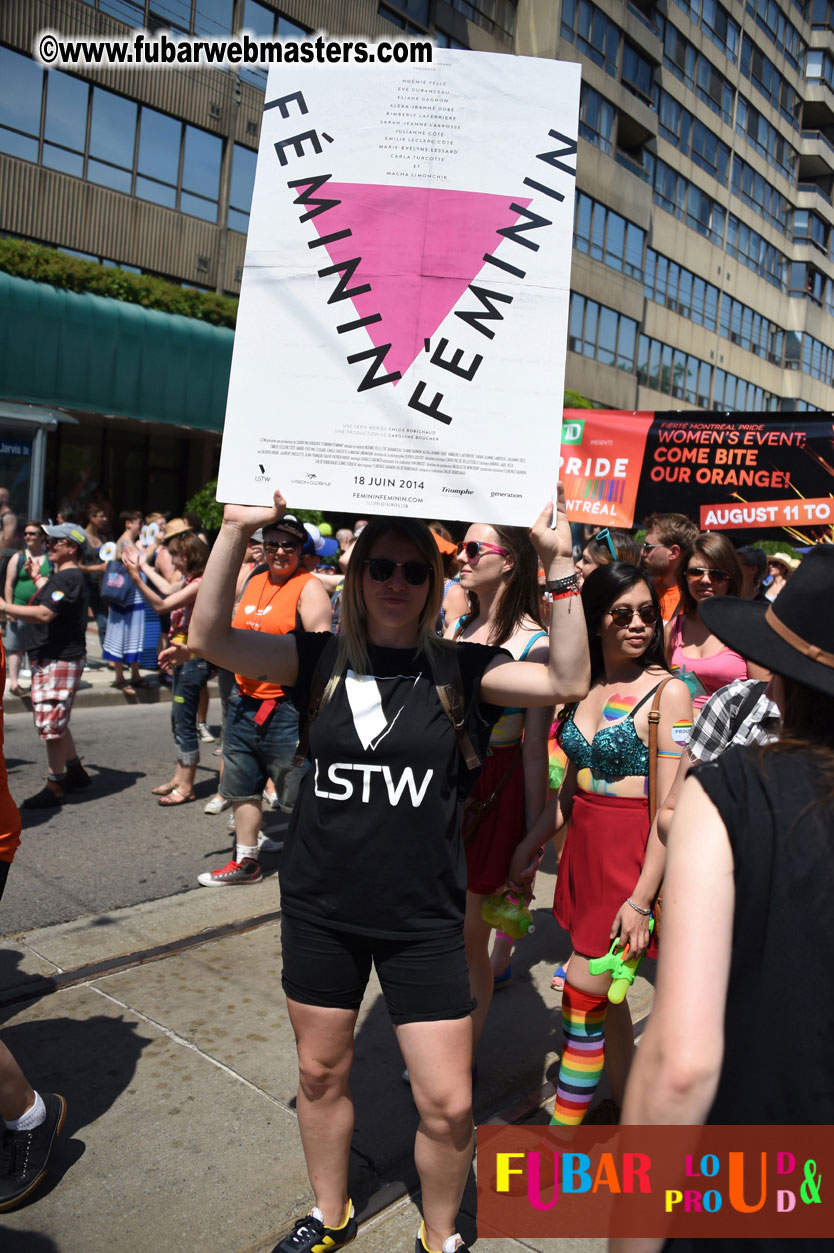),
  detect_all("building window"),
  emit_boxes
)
[644,152,726,246]
[238,3,311,87]
[719,294,784,363]
[735,94,798,182]
[194,0,235,37]
[574,192,645,278]
[0,51,226,225]
[730,155,792,231]
[746,0,806,74]
[229,142,257,233]
[789,261,825,304]
[561,0,620,79]
[644,248,720,330]
[637,333,712,406]
[569,293,637,371]
[42,69,87,178]
[136,105,180,208]
[451,1,516,45]
[740,34,801,128]
[181,125,222,221]
[578,85,615,154]
[621,43,654,104]
[726,215,788,290]
[88,87,137,193]
[793,209,829,251]
[713,368,778,412]
[379,3,430,34]
[657,89,729,183]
